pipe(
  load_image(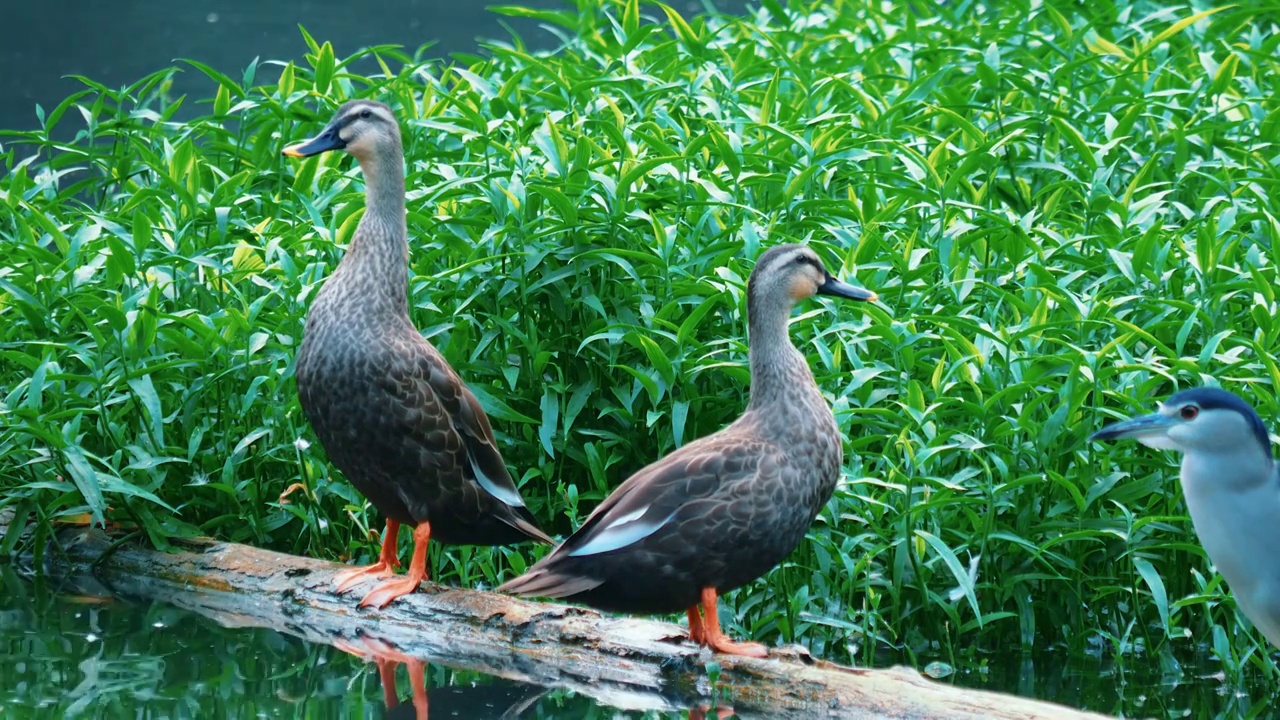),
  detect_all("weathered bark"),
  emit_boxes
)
[1,512,1112,720]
